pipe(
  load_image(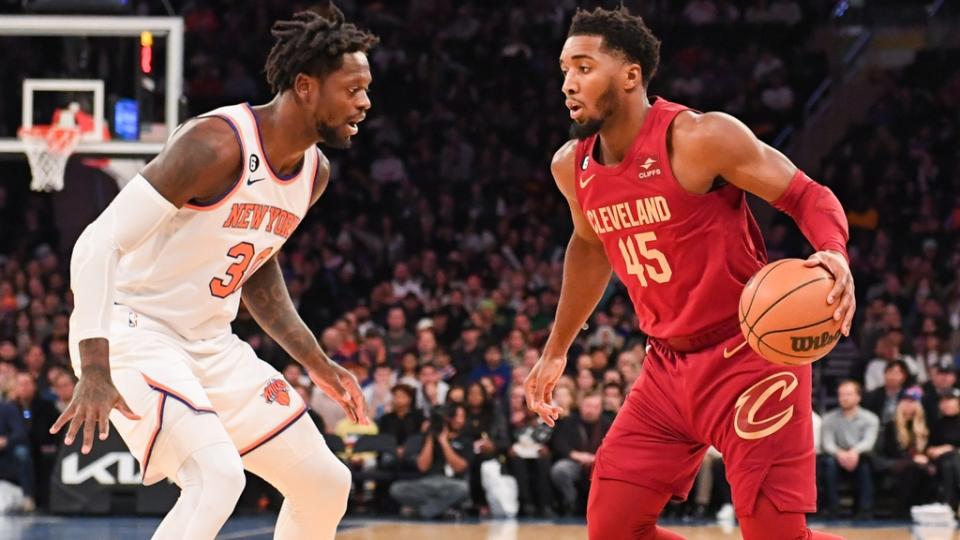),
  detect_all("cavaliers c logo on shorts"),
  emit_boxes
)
[733,372,798,440]
[261,377,291,407]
